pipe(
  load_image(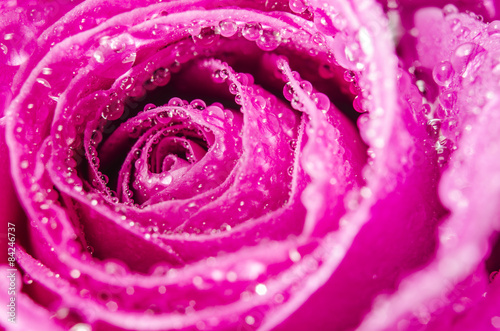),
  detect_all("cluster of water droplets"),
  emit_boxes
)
[420,4,500,166]
[185,19,283,52]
